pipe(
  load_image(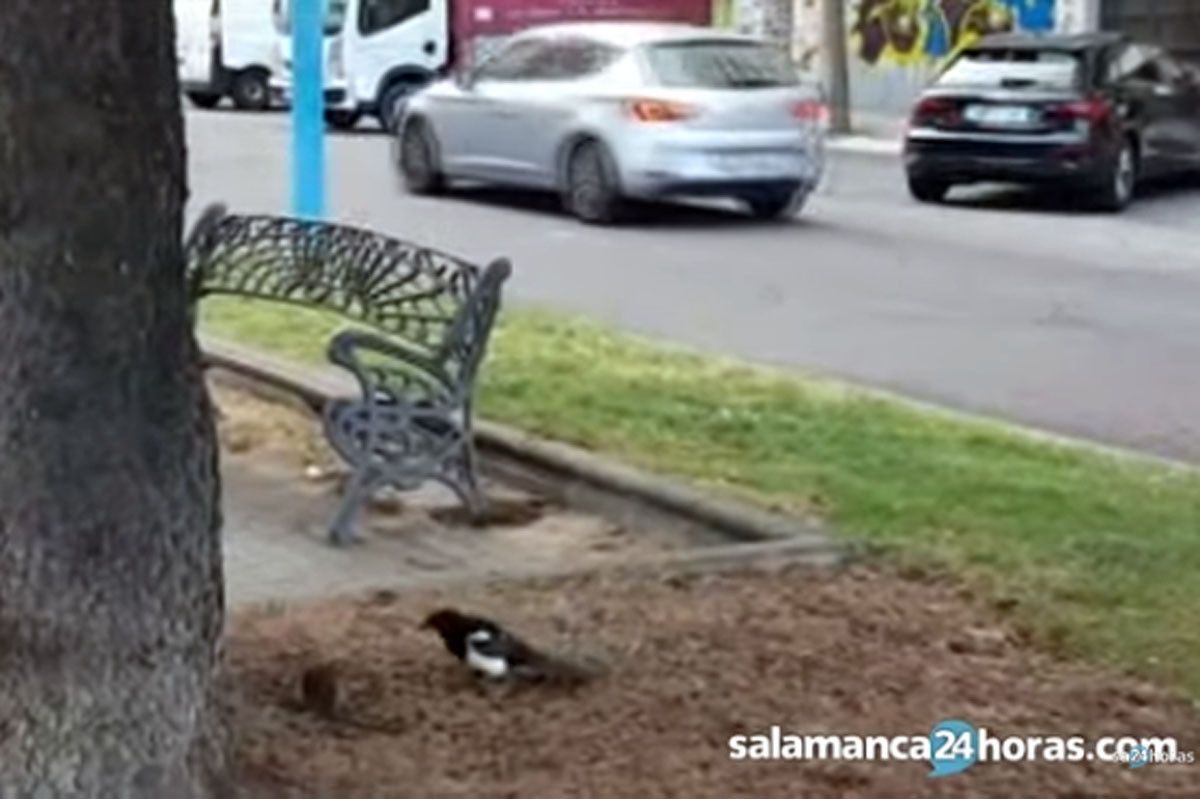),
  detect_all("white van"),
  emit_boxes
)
[270,0,450,130]
[176,0,278,110]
